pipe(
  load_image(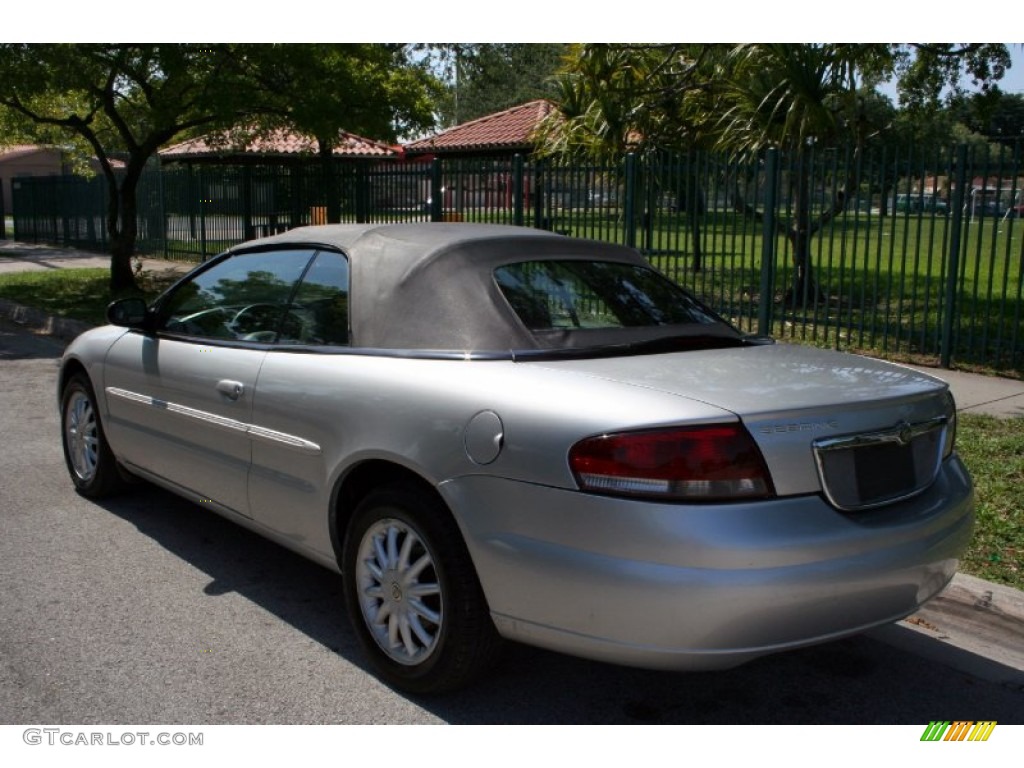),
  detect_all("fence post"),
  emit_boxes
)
[941,144,968,369]
[513,154,524,227]
[624,152,637,249]
[159,163,169,259]
[241,165,254,241]
[430,158,443,222]
[532,157,545,229]
[758,148,780,337]
[643,153,656,252]
[354,162,368,224]
[187,164,197,240]
[198,164,208,259]
[89,176,100,247]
